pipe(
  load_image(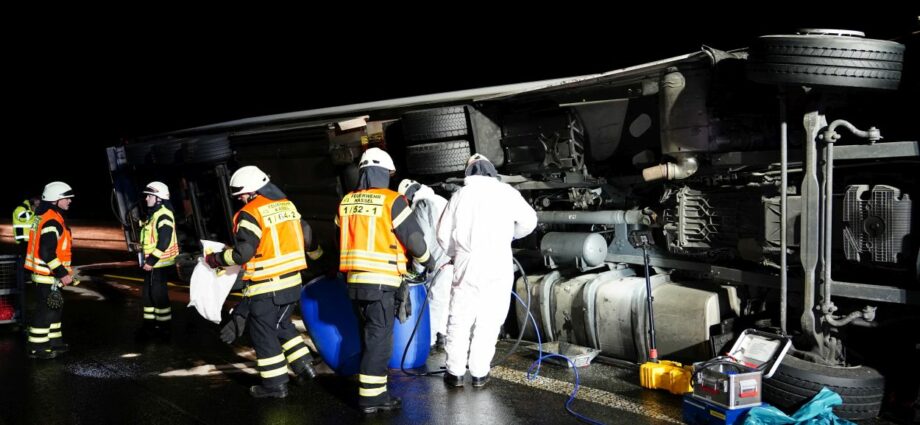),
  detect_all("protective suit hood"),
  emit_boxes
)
[464,157,498,178]
[357,166,391,190]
